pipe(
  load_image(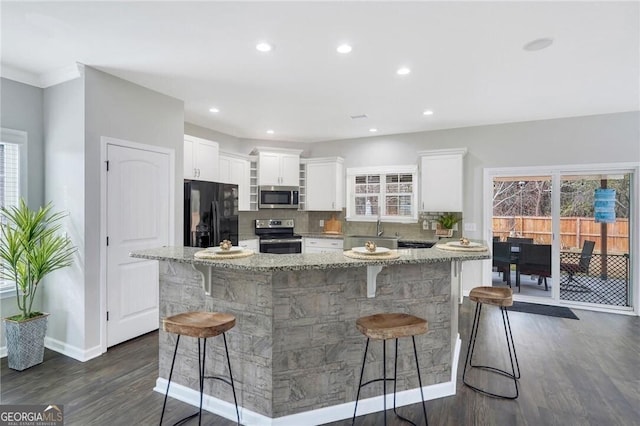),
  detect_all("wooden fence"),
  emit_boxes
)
[493,216,629,254]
